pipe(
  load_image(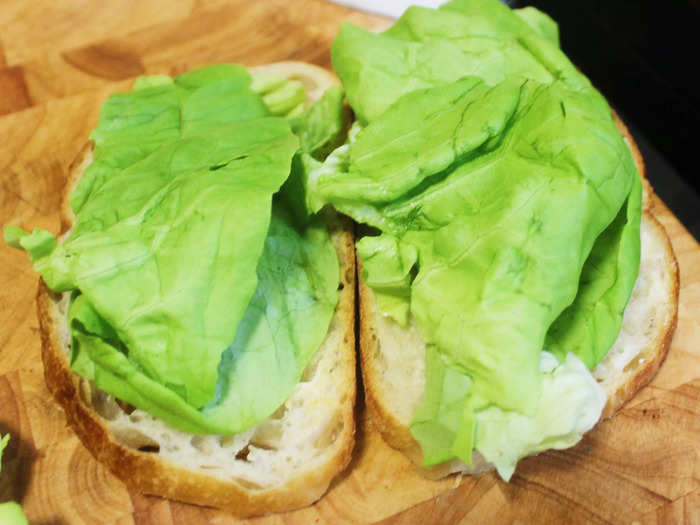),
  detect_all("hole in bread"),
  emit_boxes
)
[138,445,160,453]
[252,420,282,449]
[338,282,344,291]
[190,435,214,454]
[116,399,135,415]
[314,417,343,449]
[110,424,160,450]
[623,356,647,372]
[235,445,251,462]
[269,404,287,420]
[92,391,121,420]
[249,441,278,451]
[217,435,237,447]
